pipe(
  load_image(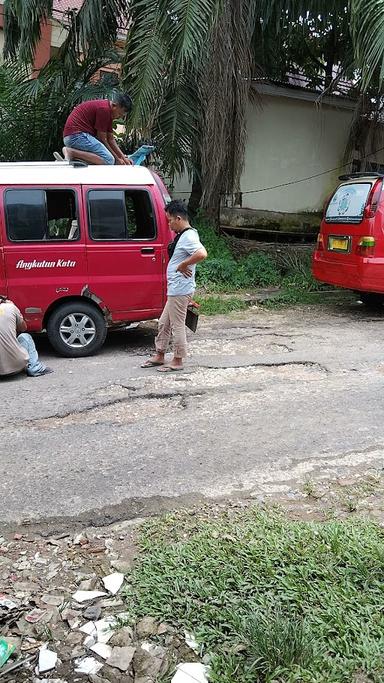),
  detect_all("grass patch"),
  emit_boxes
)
[197,296,249,316]
[125,506,384,682]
